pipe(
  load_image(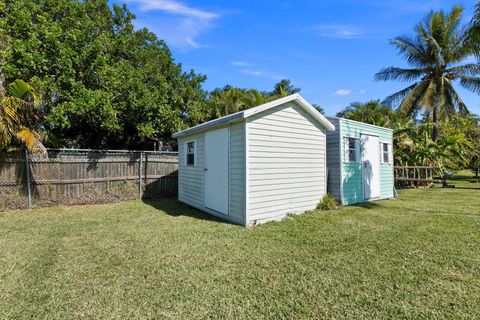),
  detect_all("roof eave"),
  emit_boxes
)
[172,112,244,138]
